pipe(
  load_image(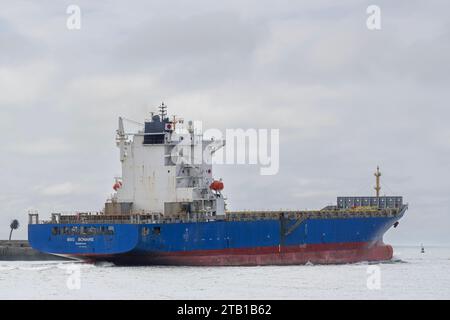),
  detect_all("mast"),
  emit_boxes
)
[117,117,127,163]
[159,102,167,120]
[374,166,381,197]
